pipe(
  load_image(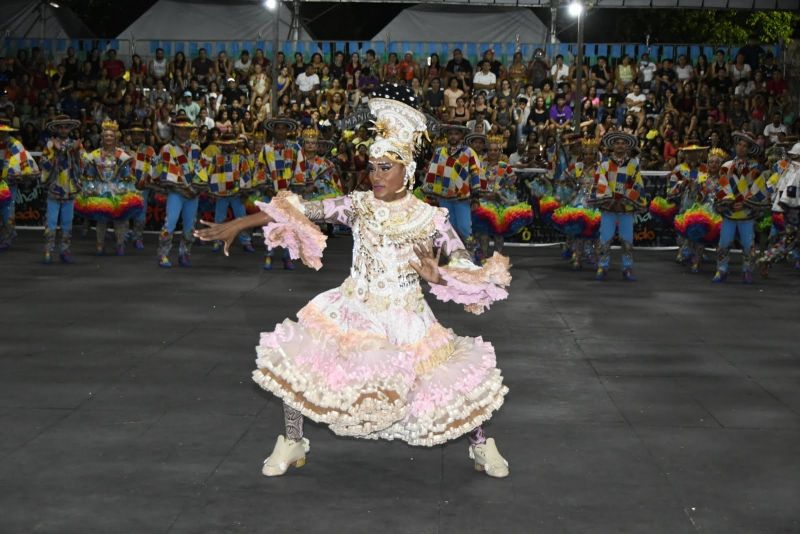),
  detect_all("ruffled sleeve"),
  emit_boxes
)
[254,191,328,270]
[429,208,512,315]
